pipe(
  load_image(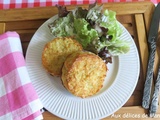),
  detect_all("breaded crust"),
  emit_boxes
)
[61,51,107,98]
[42,37,82,76]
